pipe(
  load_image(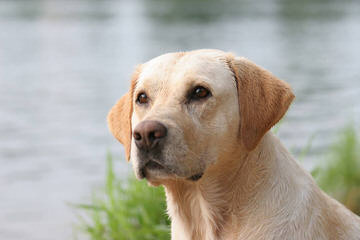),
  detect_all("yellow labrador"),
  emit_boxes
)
[108,49,360,240]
